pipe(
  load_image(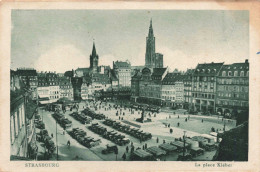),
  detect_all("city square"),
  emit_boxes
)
[10,10,249,161]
